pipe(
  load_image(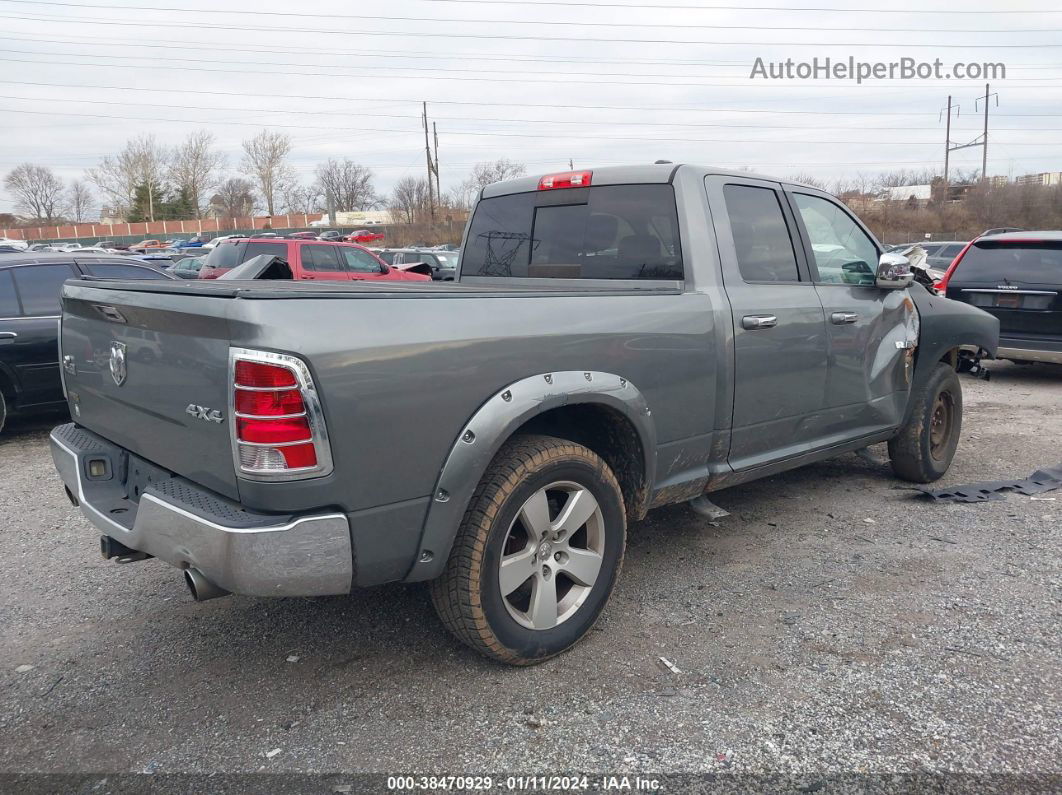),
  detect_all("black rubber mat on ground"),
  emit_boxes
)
[913,464,1062,502]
